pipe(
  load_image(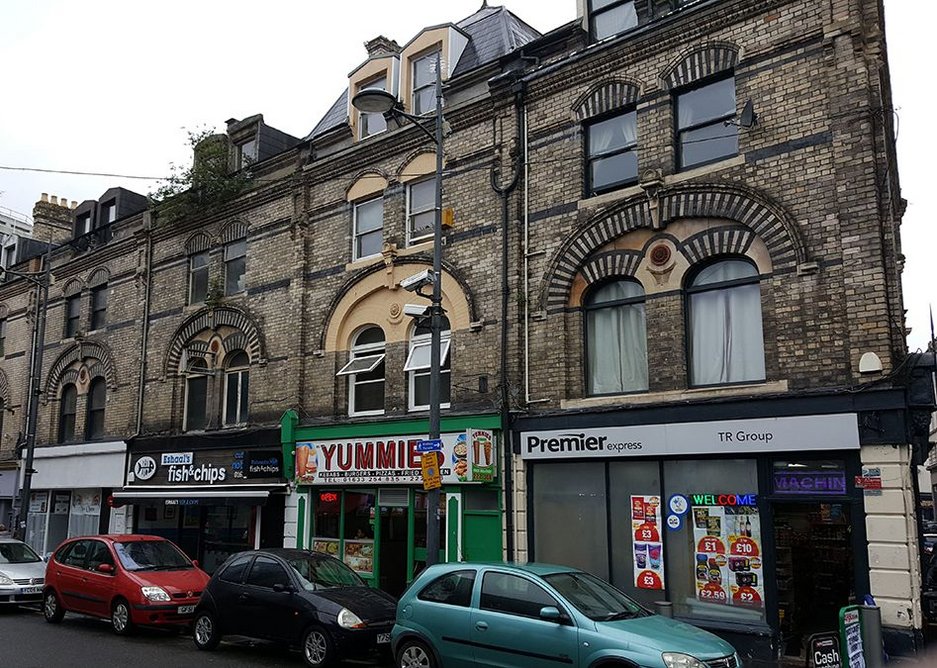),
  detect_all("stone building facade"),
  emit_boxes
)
[0,0,929,661]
